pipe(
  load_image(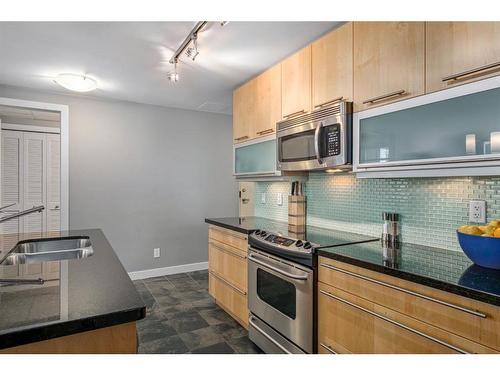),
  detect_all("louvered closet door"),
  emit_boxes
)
[1,130,24,249]
[46,134,60,232]
[23,132,46,236]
